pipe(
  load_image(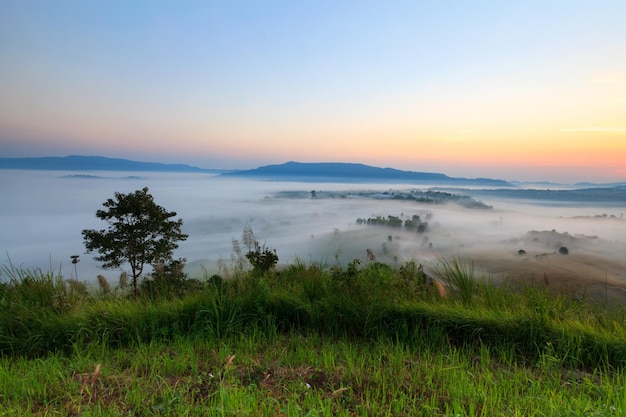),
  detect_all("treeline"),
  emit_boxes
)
[384,190,492,209]
[276,189,492,209]
[356,214,429,233]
